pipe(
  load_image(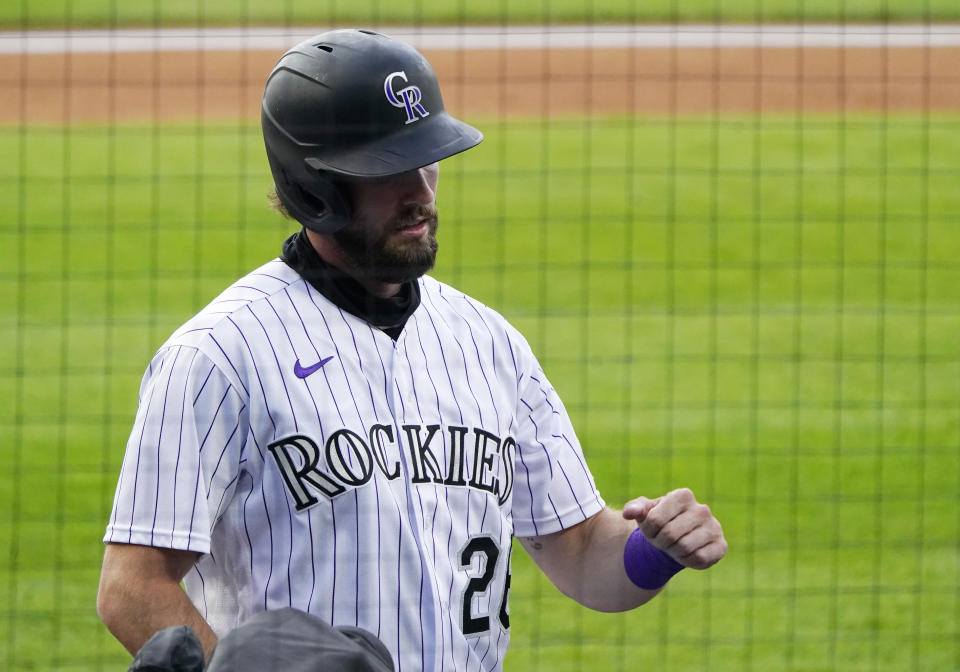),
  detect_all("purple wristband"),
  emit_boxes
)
[623,528,685,590]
